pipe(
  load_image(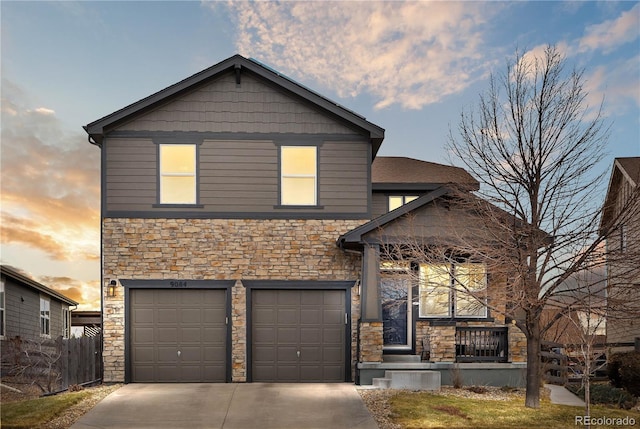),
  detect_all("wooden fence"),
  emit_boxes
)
[1,335,102,393]
[57,335,102,389]
[541,340,568,385]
